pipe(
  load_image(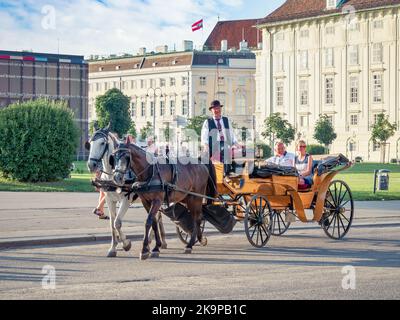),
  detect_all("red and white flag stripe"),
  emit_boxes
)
[192,19,203,32]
